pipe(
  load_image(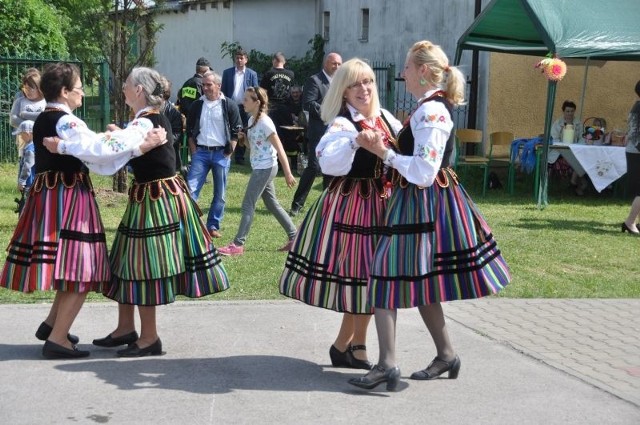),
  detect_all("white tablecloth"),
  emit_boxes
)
[548,143,627,192]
